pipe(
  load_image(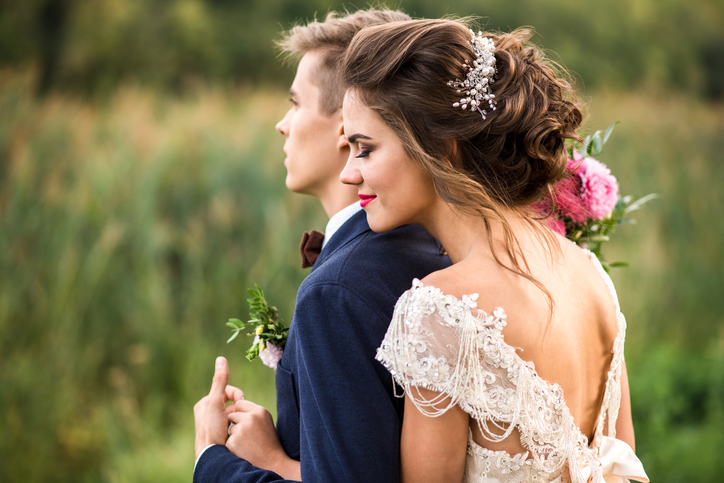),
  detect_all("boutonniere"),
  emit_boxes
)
[227,285,288,370]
